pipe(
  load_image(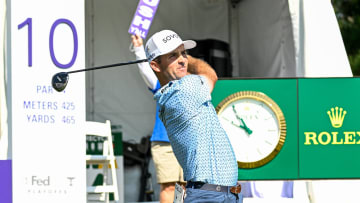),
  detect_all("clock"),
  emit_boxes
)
[216,91,286,169]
